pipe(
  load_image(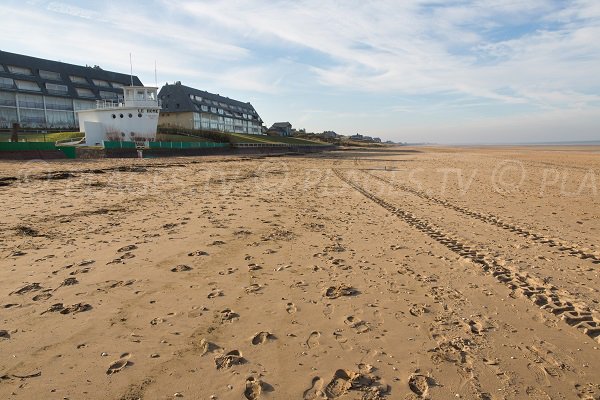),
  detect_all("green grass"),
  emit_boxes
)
[0,131,84,142]
[225,133,324,145]
[155,133,213,143]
